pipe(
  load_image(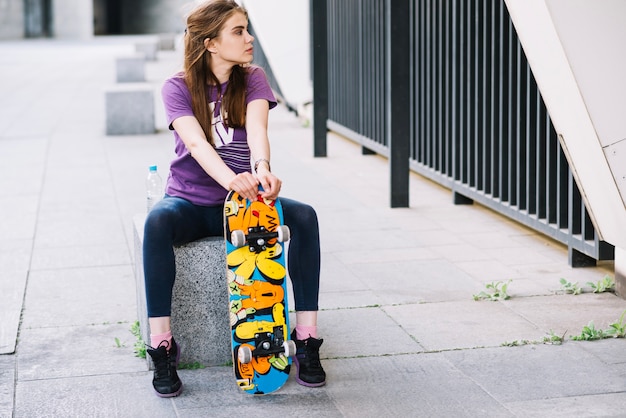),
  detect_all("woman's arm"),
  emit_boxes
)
[246,98,282,200]
[171,115,260,200]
